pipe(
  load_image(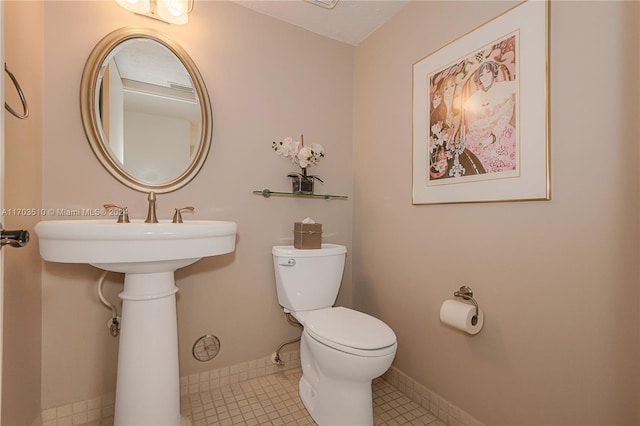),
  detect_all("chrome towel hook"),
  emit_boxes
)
[454,285,479,325]
[4,63,29,120]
